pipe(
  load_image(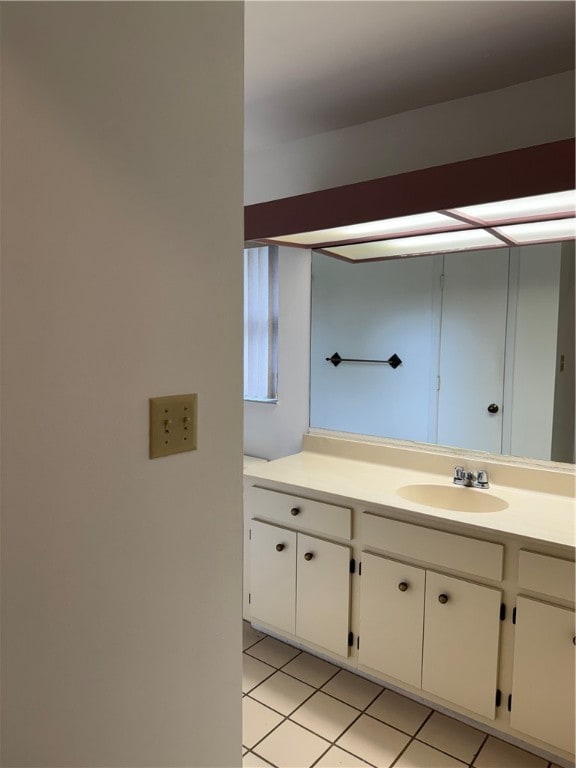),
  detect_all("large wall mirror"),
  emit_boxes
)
[310,241,575,463]
[246,140,575,464]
